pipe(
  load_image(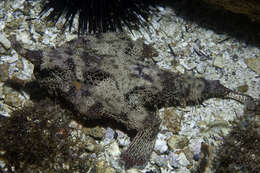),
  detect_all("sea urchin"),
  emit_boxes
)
[39,0,157,34]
